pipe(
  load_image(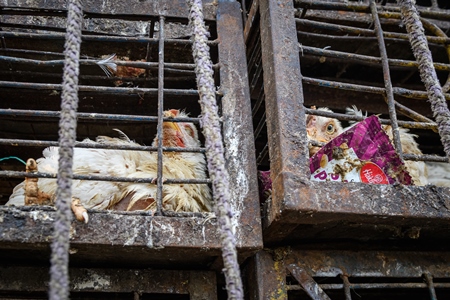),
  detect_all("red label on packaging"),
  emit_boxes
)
[360,162,389,184]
